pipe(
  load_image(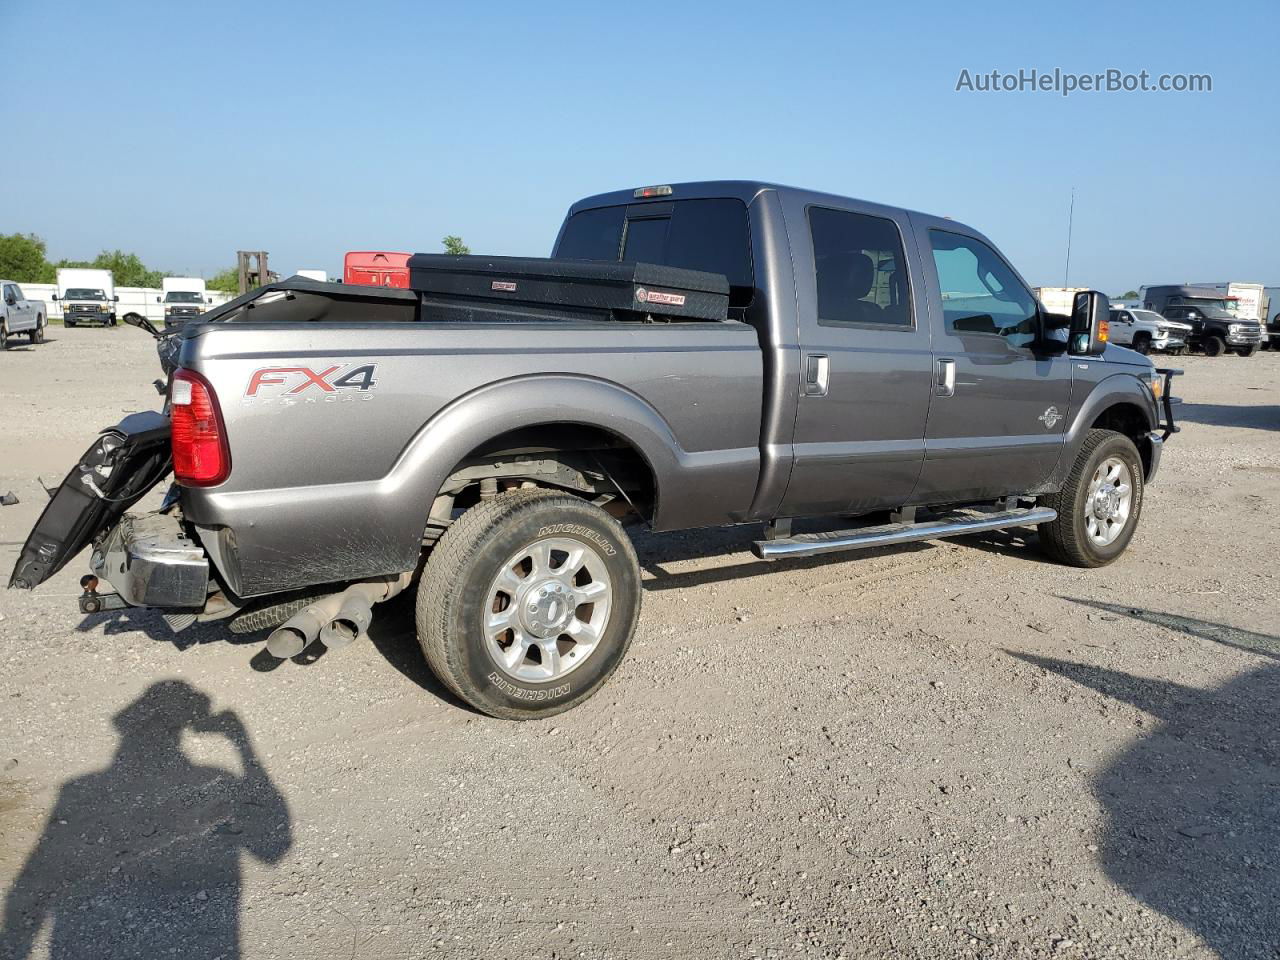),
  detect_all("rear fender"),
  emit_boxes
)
[189,374,758,597]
